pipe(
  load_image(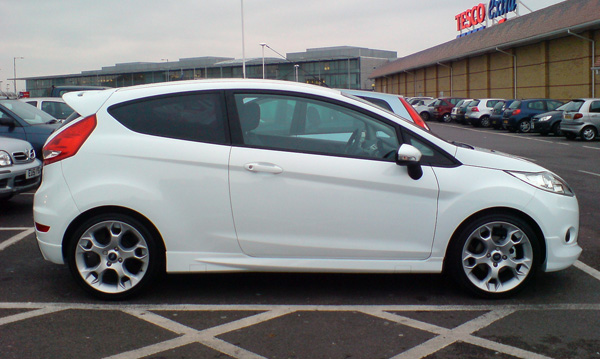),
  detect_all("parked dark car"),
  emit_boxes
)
[47,85,110,98]
[531,103,569,136]
[431,97,464,122]
[0,99,60,158]
[502,99,564,133]
[489,100,515,129]
[454,100,474,124]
